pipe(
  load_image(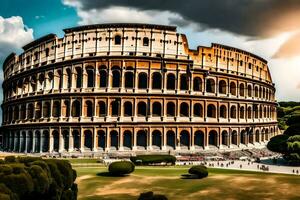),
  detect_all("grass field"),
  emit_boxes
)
[75,166,300,200]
